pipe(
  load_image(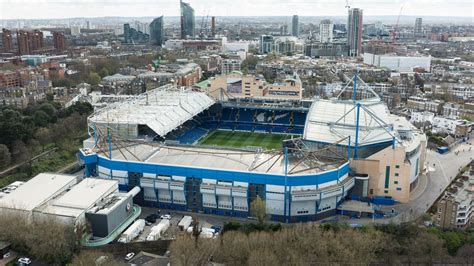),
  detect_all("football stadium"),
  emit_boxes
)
[80,75,426,222]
